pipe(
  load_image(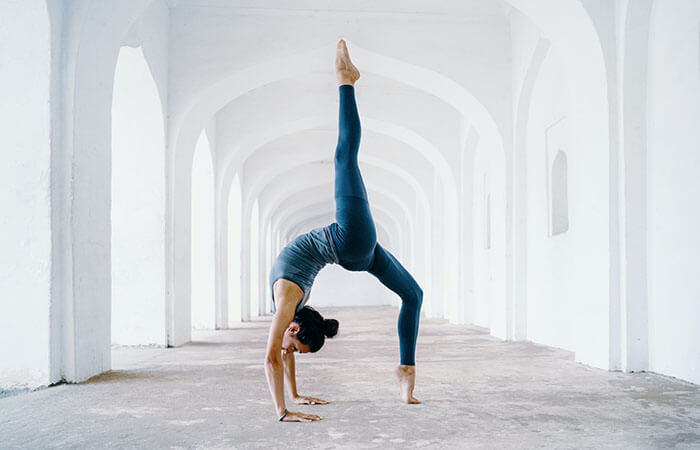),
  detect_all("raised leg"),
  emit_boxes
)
[334,39,363,203]
[331,41,376,269]
[334,84,367,202]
